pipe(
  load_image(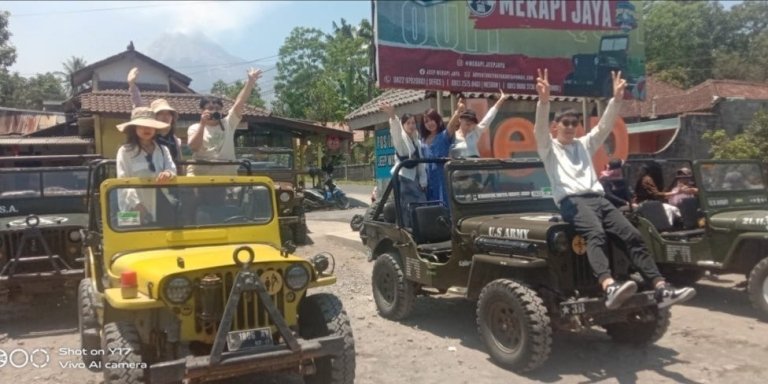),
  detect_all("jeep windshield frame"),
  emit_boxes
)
[0,166,90,199]
[105,182,275,233]
[694,160,768,211]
